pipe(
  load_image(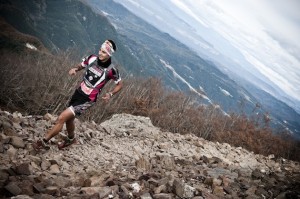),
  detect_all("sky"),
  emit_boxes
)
[177,0,300,100]
[114,0,300,107]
